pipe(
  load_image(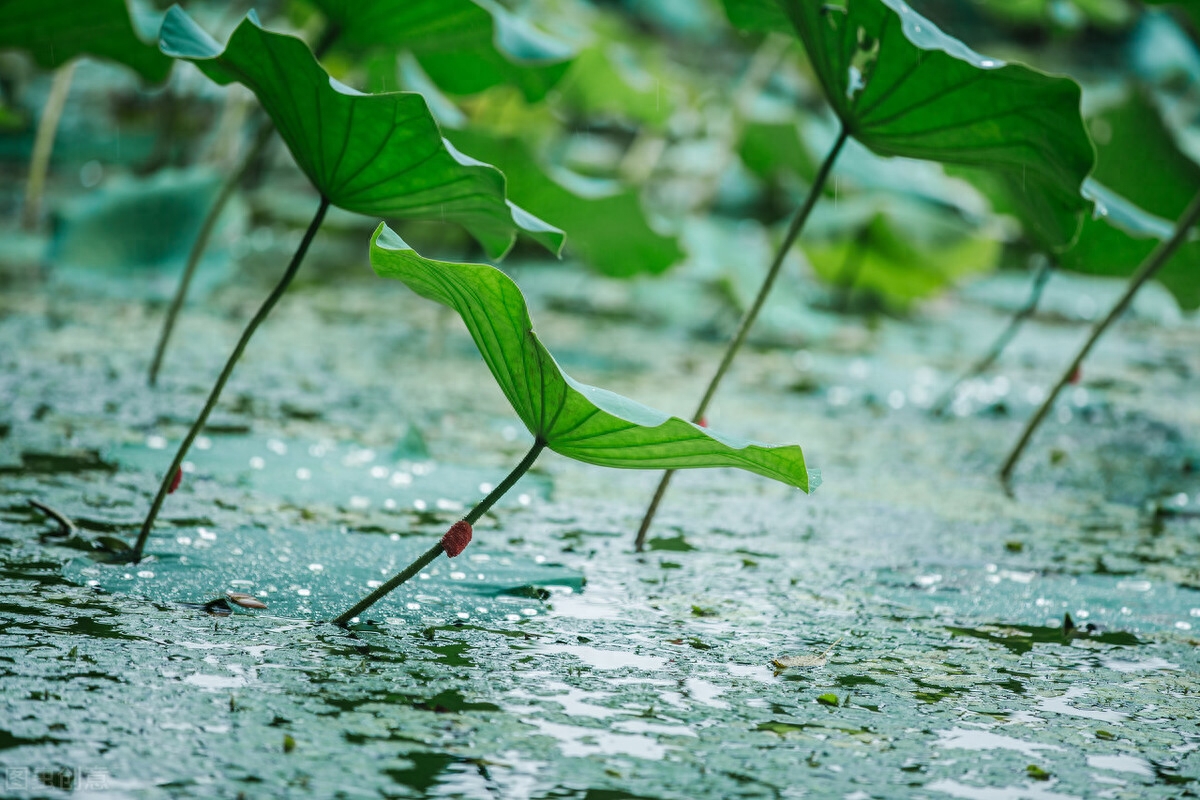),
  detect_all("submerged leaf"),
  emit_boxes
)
[723,0,1094,250]
[0,0,171,82]
[370,224,816,491]
[159,6,563,259]
[312,0,573,102]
